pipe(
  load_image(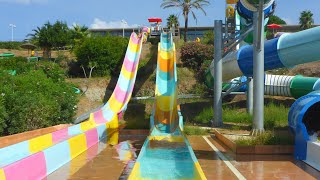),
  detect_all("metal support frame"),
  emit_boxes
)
[246,77,253,115]
[213,20,223,127]
[251,0,265,135]
[223,26,253,57]
[222,80,249,98]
